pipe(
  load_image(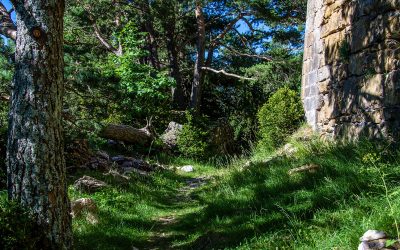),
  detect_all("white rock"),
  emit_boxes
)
[180,165,194,172]
[360,230,387,241]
